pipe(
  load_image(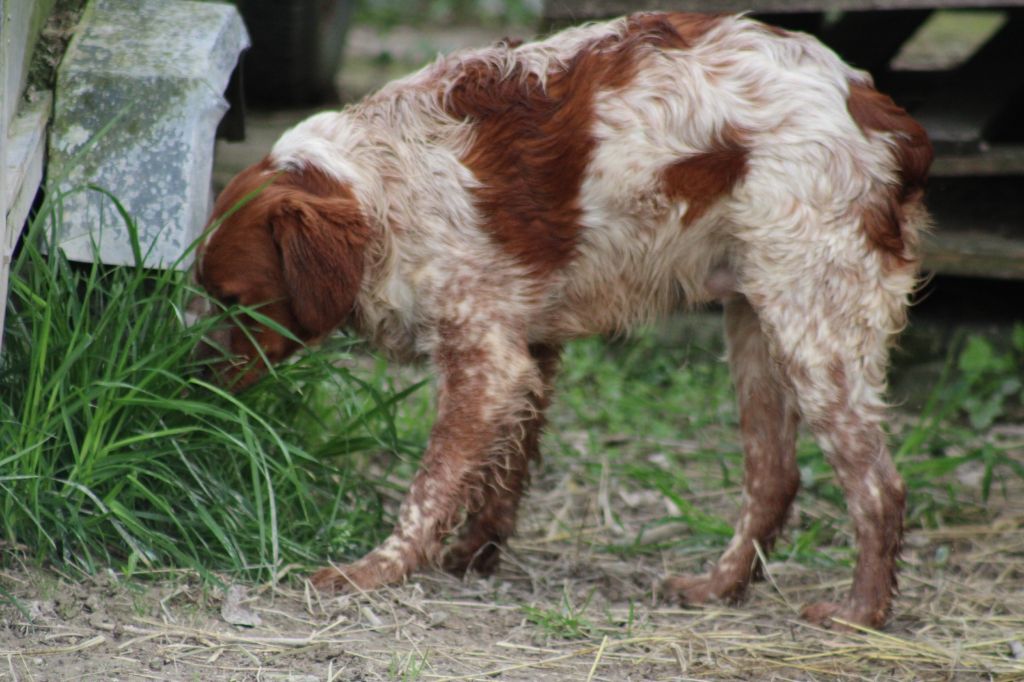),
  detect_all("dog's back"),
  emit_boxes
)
[272,13,929,346]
